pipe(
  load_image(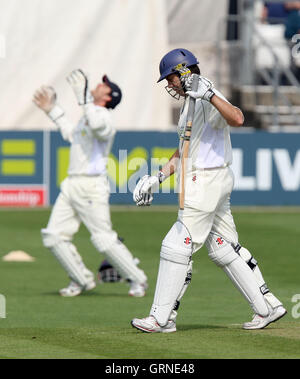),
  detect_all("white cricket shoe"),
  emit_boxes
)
[243,306,287,330]
[59,280,96,297]
[128,281,148,297]
[131,315,176,333]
